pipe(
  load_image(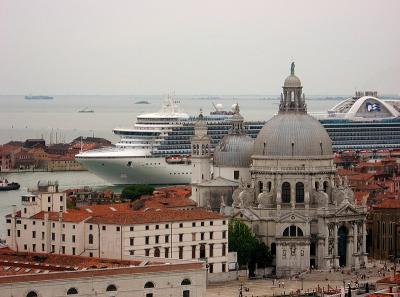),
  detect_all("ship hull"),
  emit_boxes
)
[77,156,192,185]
